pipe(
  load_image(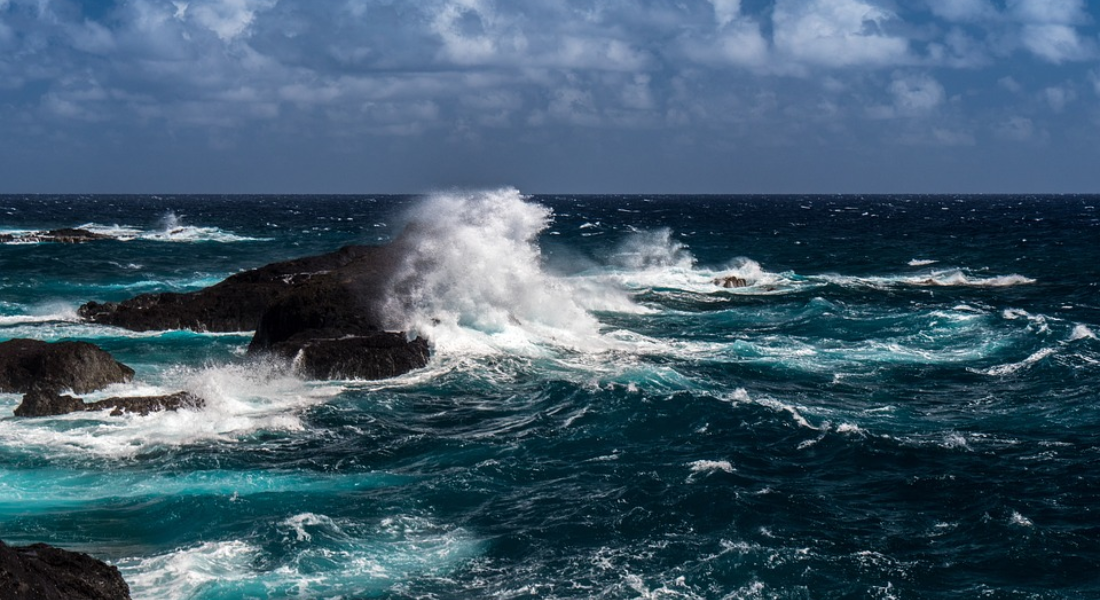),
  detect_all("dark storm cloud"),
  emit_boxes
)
[1,0,1099,192]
